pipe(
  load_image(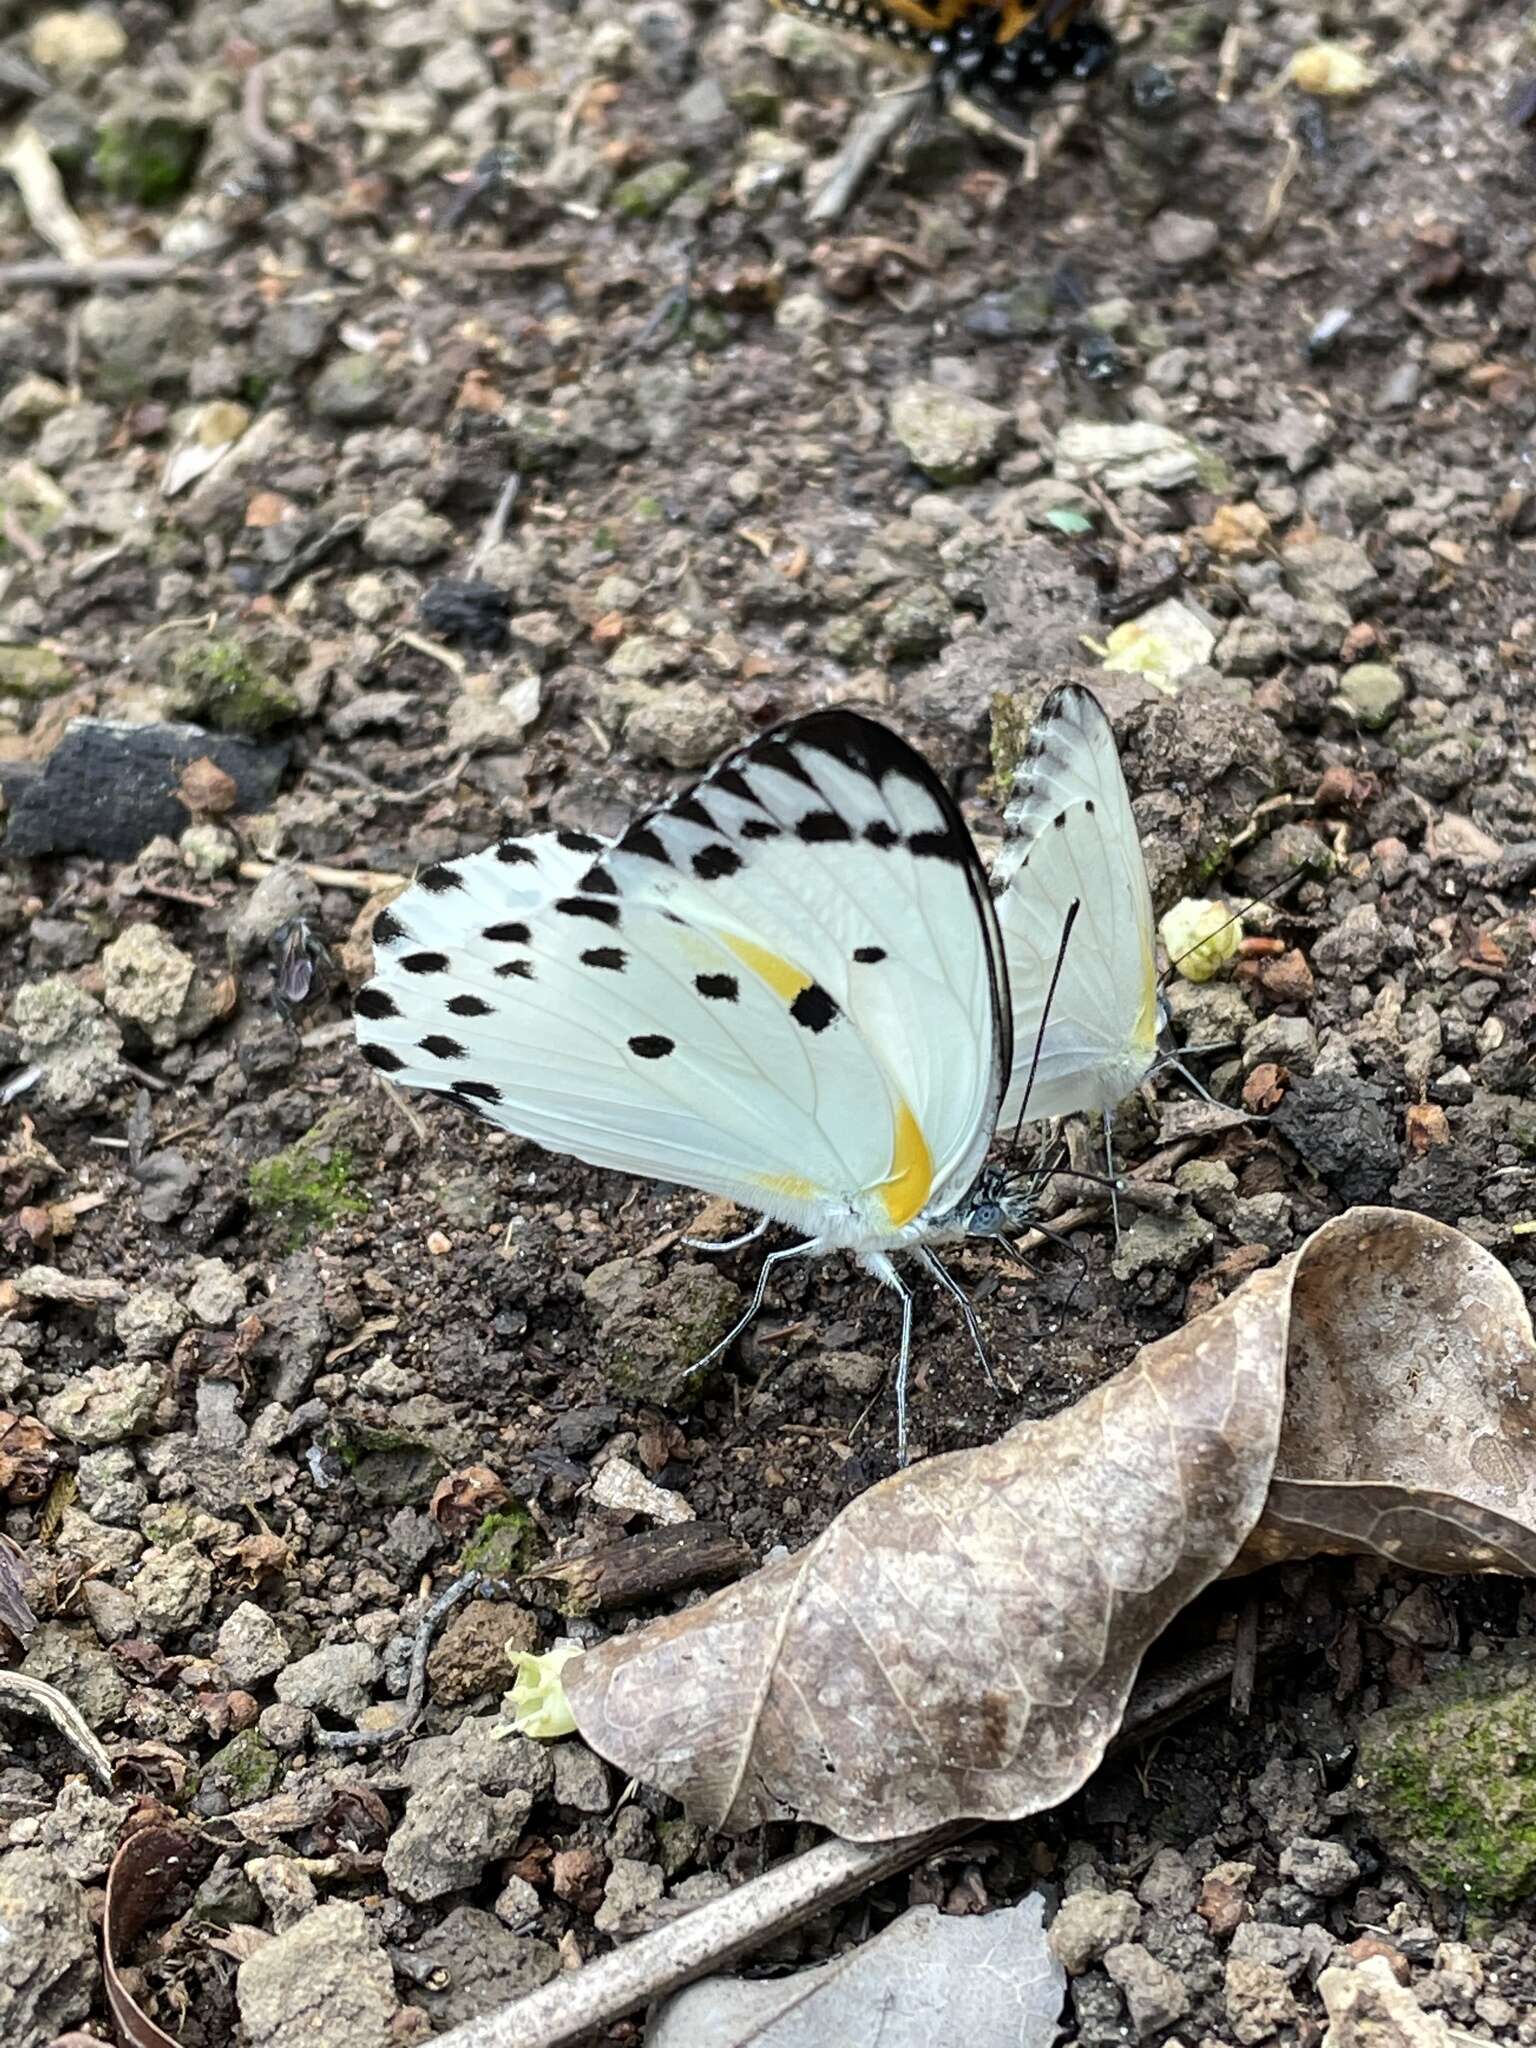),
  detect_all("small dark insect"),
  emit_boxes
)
[770,0,1116,133]
[270,917,333,1021]
[440,146,526,231]
[420,577,512,651]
